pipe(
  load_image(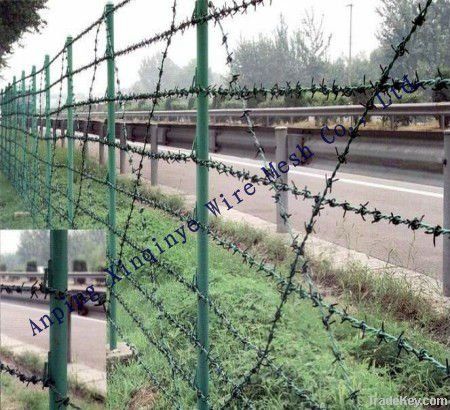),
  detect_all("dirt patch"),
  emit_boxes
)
[128,385,158,410]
